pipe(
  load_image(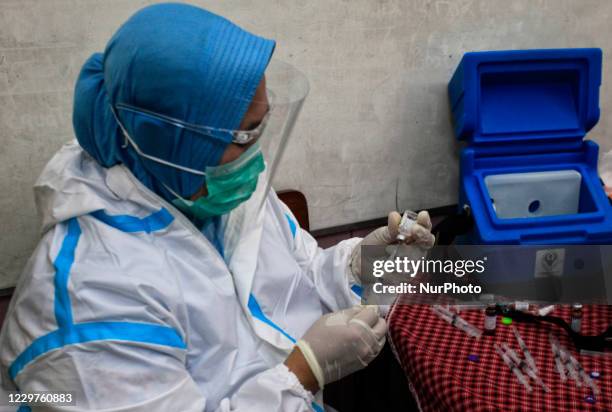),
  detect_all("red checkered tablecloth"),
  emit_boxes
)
[388,303,612,412]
